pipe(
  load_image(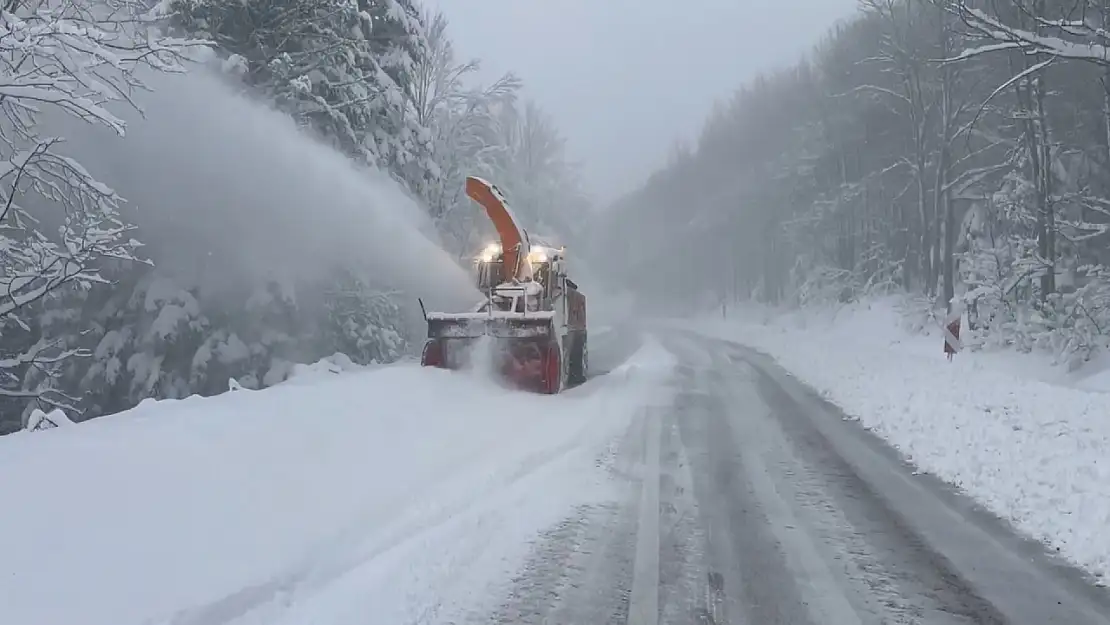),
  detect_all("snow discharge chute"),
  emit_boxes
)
[465,176,532,282]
